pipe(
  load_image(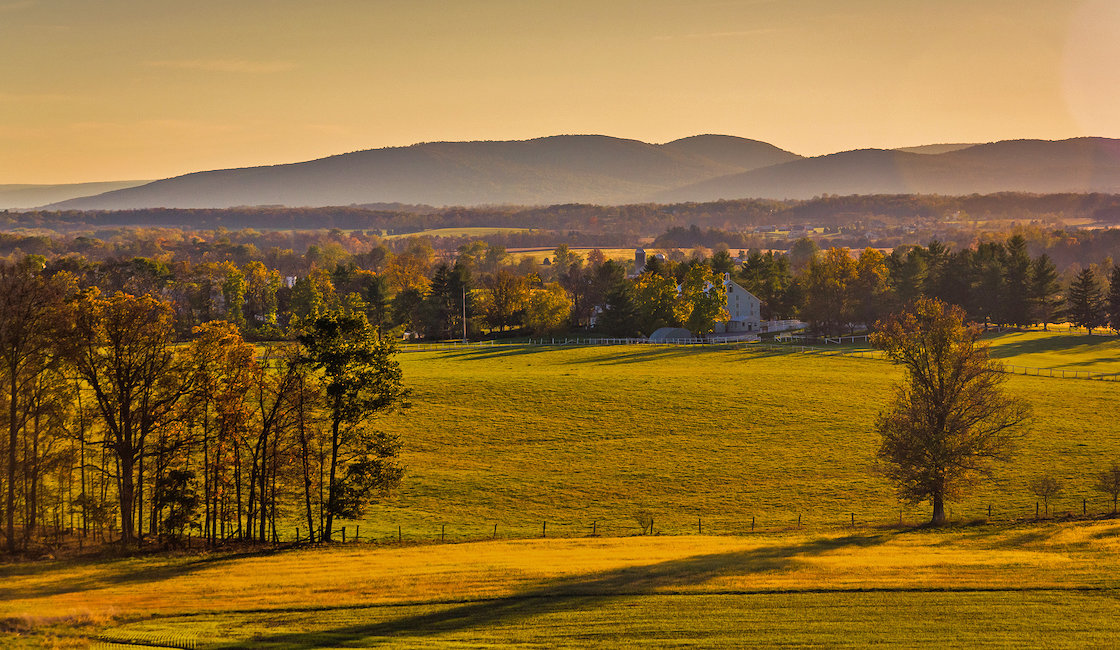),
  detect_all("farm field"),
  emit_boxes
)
[5,332,1119,647]
[5,520,1120,647]
[349,338,1120,542]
